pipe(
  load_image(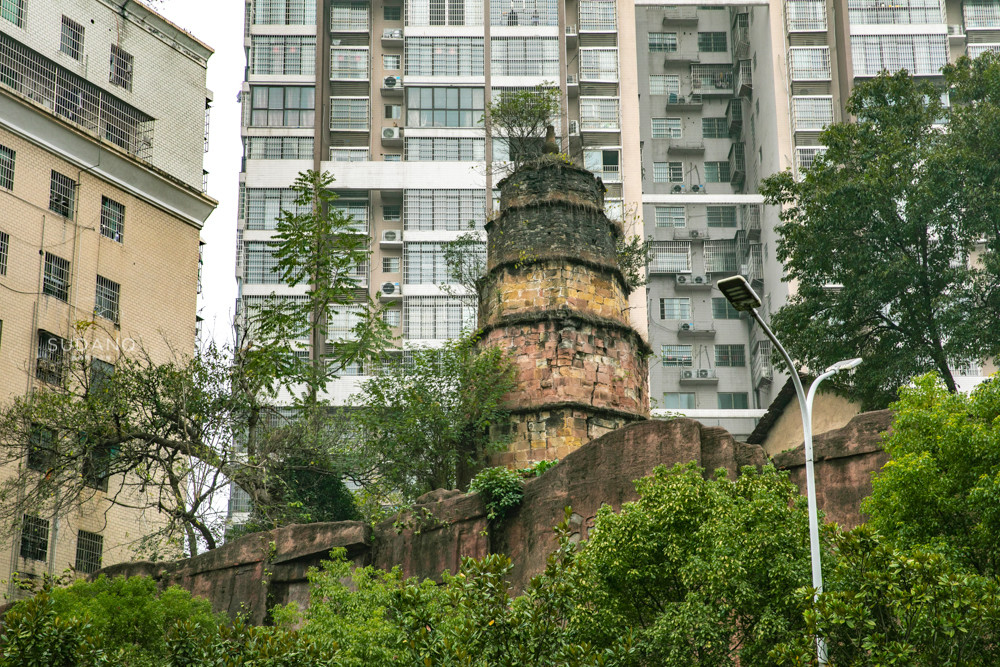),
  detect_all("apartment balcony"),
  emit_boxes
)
[667,139,705,154]
[330,8,369,32]
[740,204,761,241]
[566,23,578,46]
[791,95,834,135]
[679,368,719,383]
[732,13,750,59]
[663,51,700,63]
[692,65,733,96]
[789,46,831,82]
[381,28,403,46]
[726,98,743,136]
[676,321,716,338]
[752,340,773,386]
[662,7,699,24]
[729,142,746,188]
[786,0,827,32]
[795,146,827,174]
[665,92,703,109]
[963,0,1000,30]
[735,60,752,99]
